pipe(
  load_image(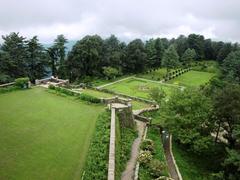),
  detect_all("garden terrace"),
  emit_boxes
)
[0,87,104,179]
[100,77,179,100]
